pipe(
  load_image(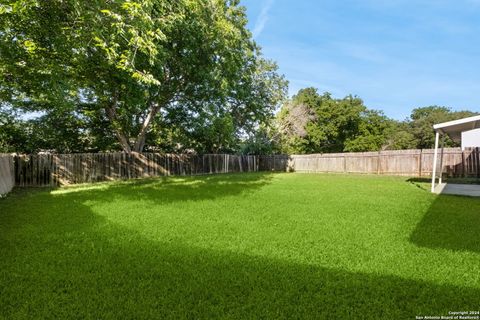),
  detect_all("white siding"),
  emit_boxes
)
[462,128,480,150]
